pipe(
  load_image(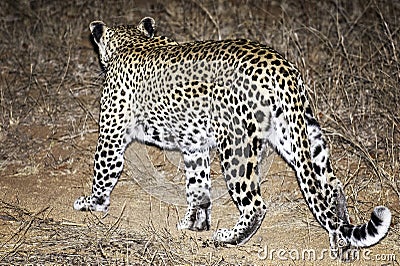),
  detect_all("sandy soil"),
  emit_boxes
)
[1,136,398,265]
